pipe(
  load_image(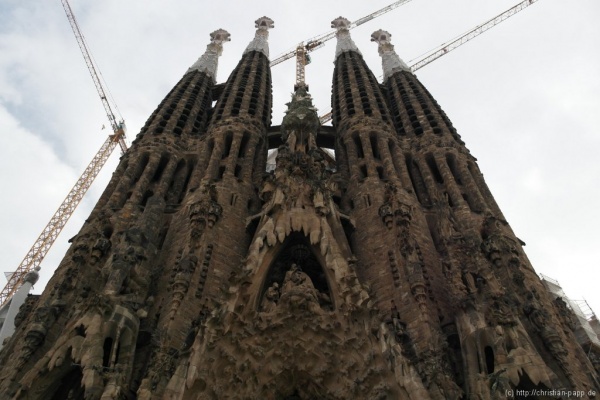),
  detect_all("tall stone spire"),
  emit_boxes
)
[210,17,274,127]
[371,29,411,81]
[135,30,227,139]
[332,17,361,59]
[331,19,390,127]
[187,29,231,81]
[244,16,274,58]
